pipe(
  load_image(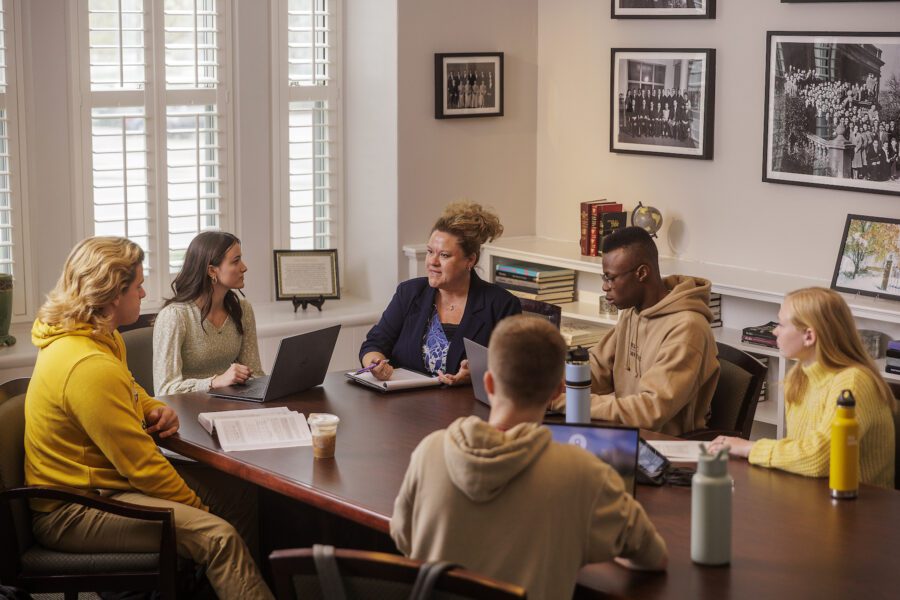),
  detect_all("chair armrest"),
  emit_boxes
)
[2,485,174,524]
[679,429,742,442]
